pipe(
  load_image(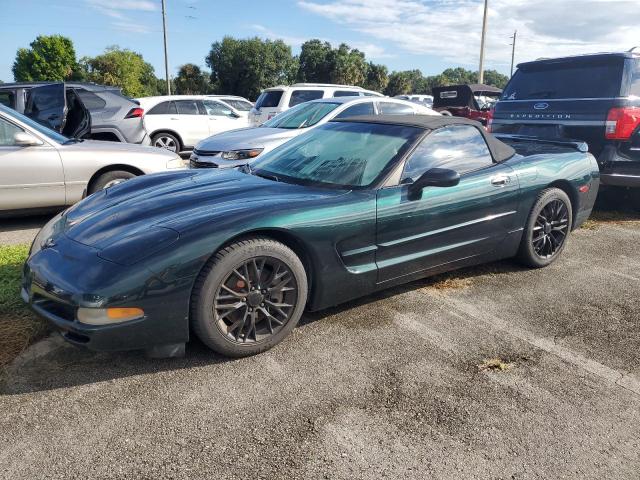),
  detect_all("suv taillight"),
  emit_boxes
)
[125,108,144,119]
[486,108,494,132]
[605,107,640,140]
